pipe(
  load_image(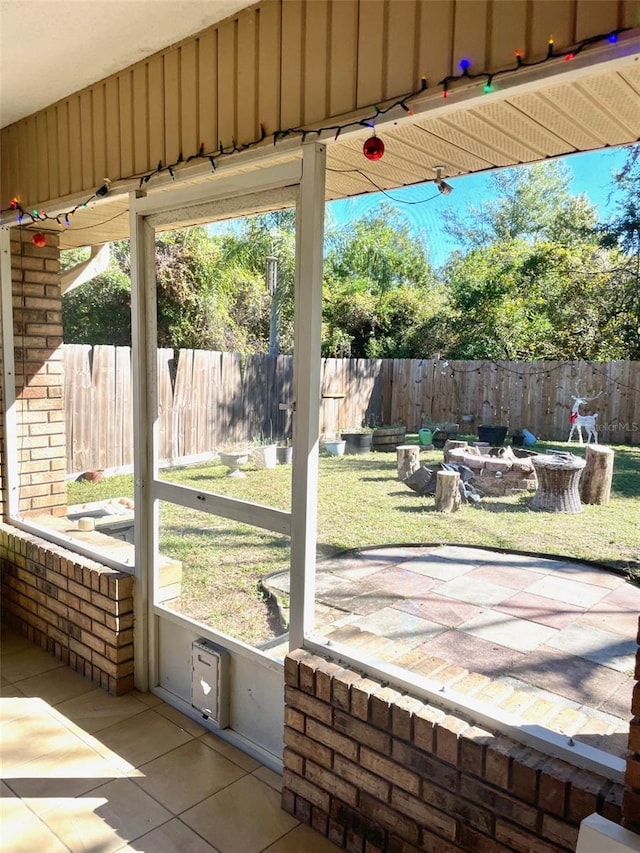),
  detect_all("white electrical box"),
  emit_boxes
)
[191,638,230,728]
